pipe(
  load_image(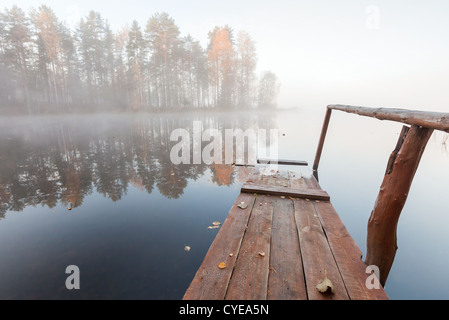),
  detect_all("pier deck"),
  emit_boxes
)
[183,171,388,300]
